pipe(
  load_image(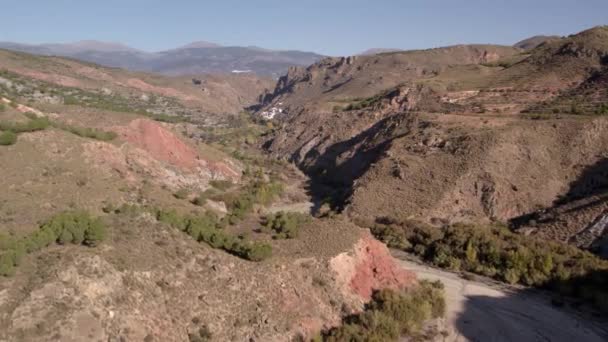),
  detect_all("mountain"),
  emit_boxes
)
[257,26,608,257]
[514,35,561,50]
[0,40,324,77]
[172,41,222,49]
